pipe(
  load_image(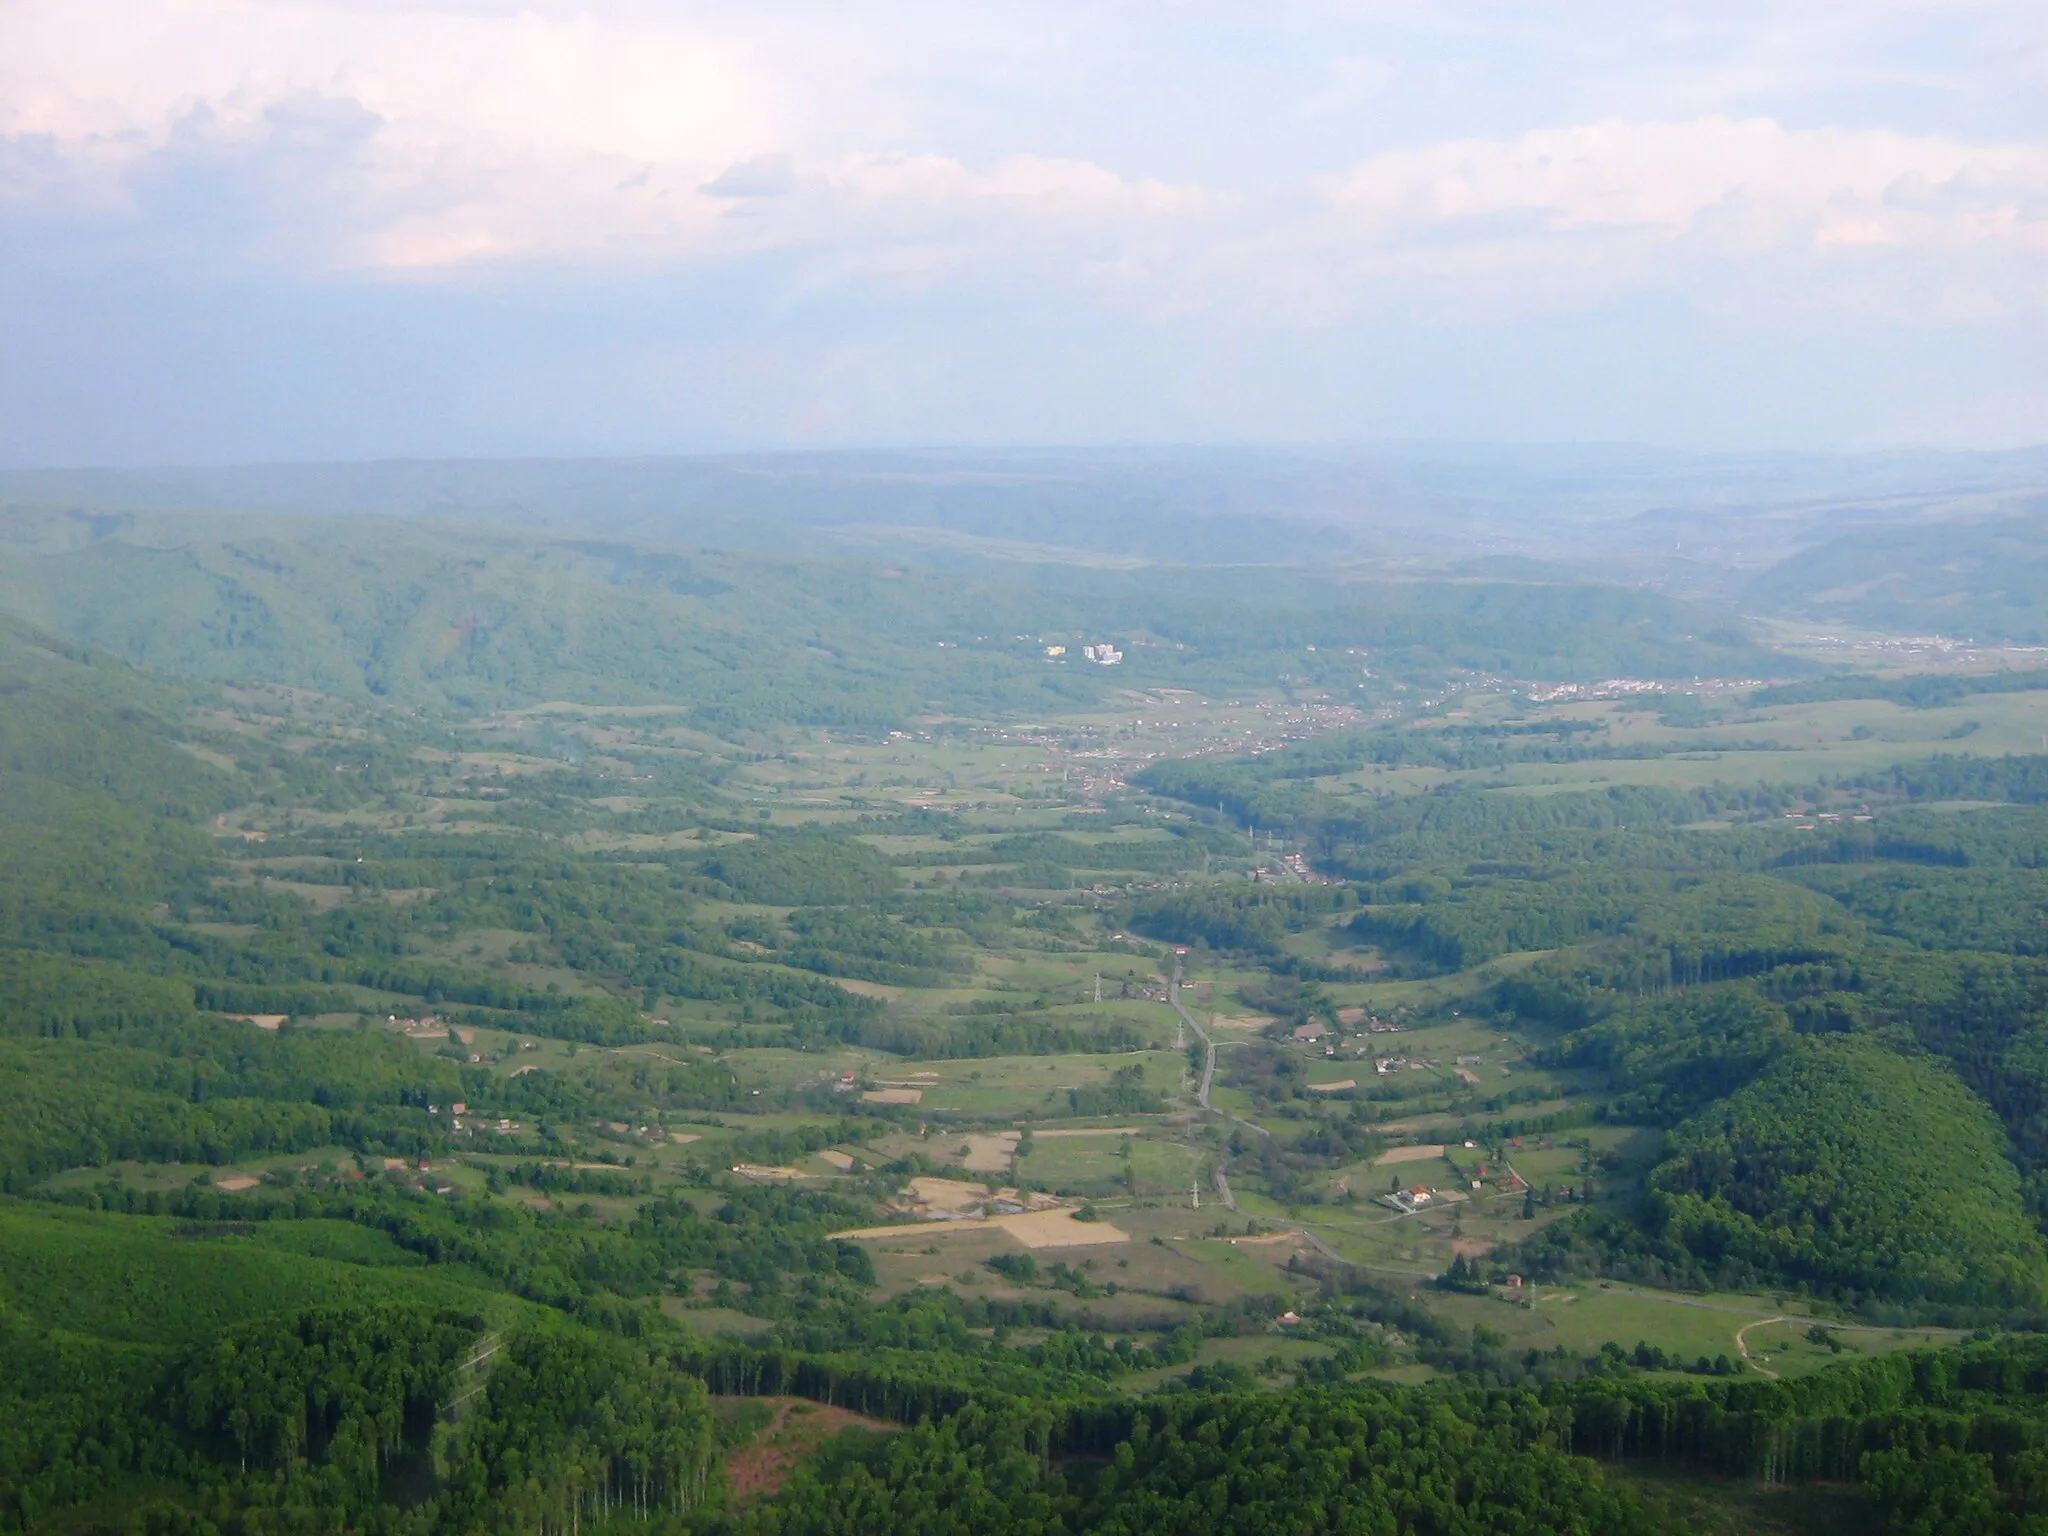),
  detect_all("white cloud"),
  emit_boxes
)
[1298,117,2048,319]
[703,153,798,199]
[1329,117,2044,243]
[0,0,2043,454]
[0,2,1215,275]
